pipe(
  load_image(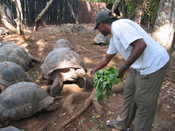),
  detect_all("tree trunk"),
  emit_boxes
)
[67,0,79,24]
[13,0,23,35]
[111,0,121,16]
[152,0,175,51]
[0,3,17,32]
[111,0,127,18]
[172,33,175,50]
[134,0,145,24]
[119,0,127,18]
